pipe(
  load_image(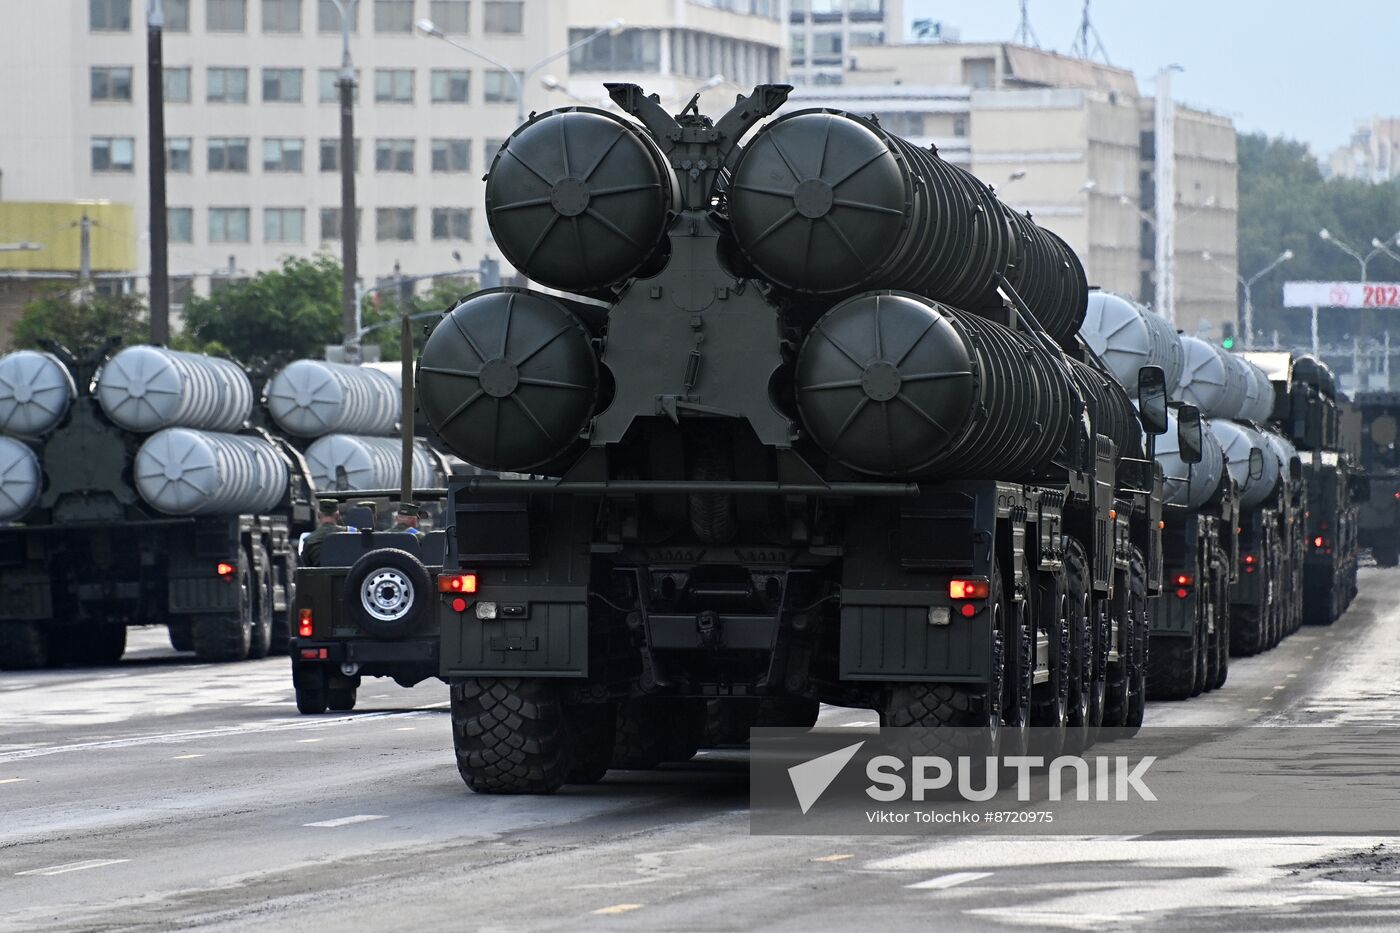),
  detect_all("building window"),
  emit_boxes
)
[375,138,415,172]
[90,0,131,30]
[264,207,305,243]
[163,67,191,103]
[570,29,661,73]
[850,30,884,47]
[318,68,360,102]
[430,69,470,102]
[319,138,361,171]
[91,67,134,102]
[962,56,995,89]
[811,31,842,64]
[318,0,357,30]
[208,137,250,172]
[374,69,414,103]
[431,207,473,240]
[262,0,302,31]
[208,68,250,103]
[952,115,967,137]
[430,0,469,33]
[373,0,414,32]
[376,207,416,242]
[262,68,303,102]
[431,138,470,172]
[170,276,195,310]
[168,208,194,243]
[210,208,251,243]
[263,138,305,172]
[483,69,521,103]
[164,0,190,30]
[91,137,135,172]
[483,1,522,33]
[789,32,805,66]
[319,207,362,241]
[207,0,248,31]
[166,137,193,172]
